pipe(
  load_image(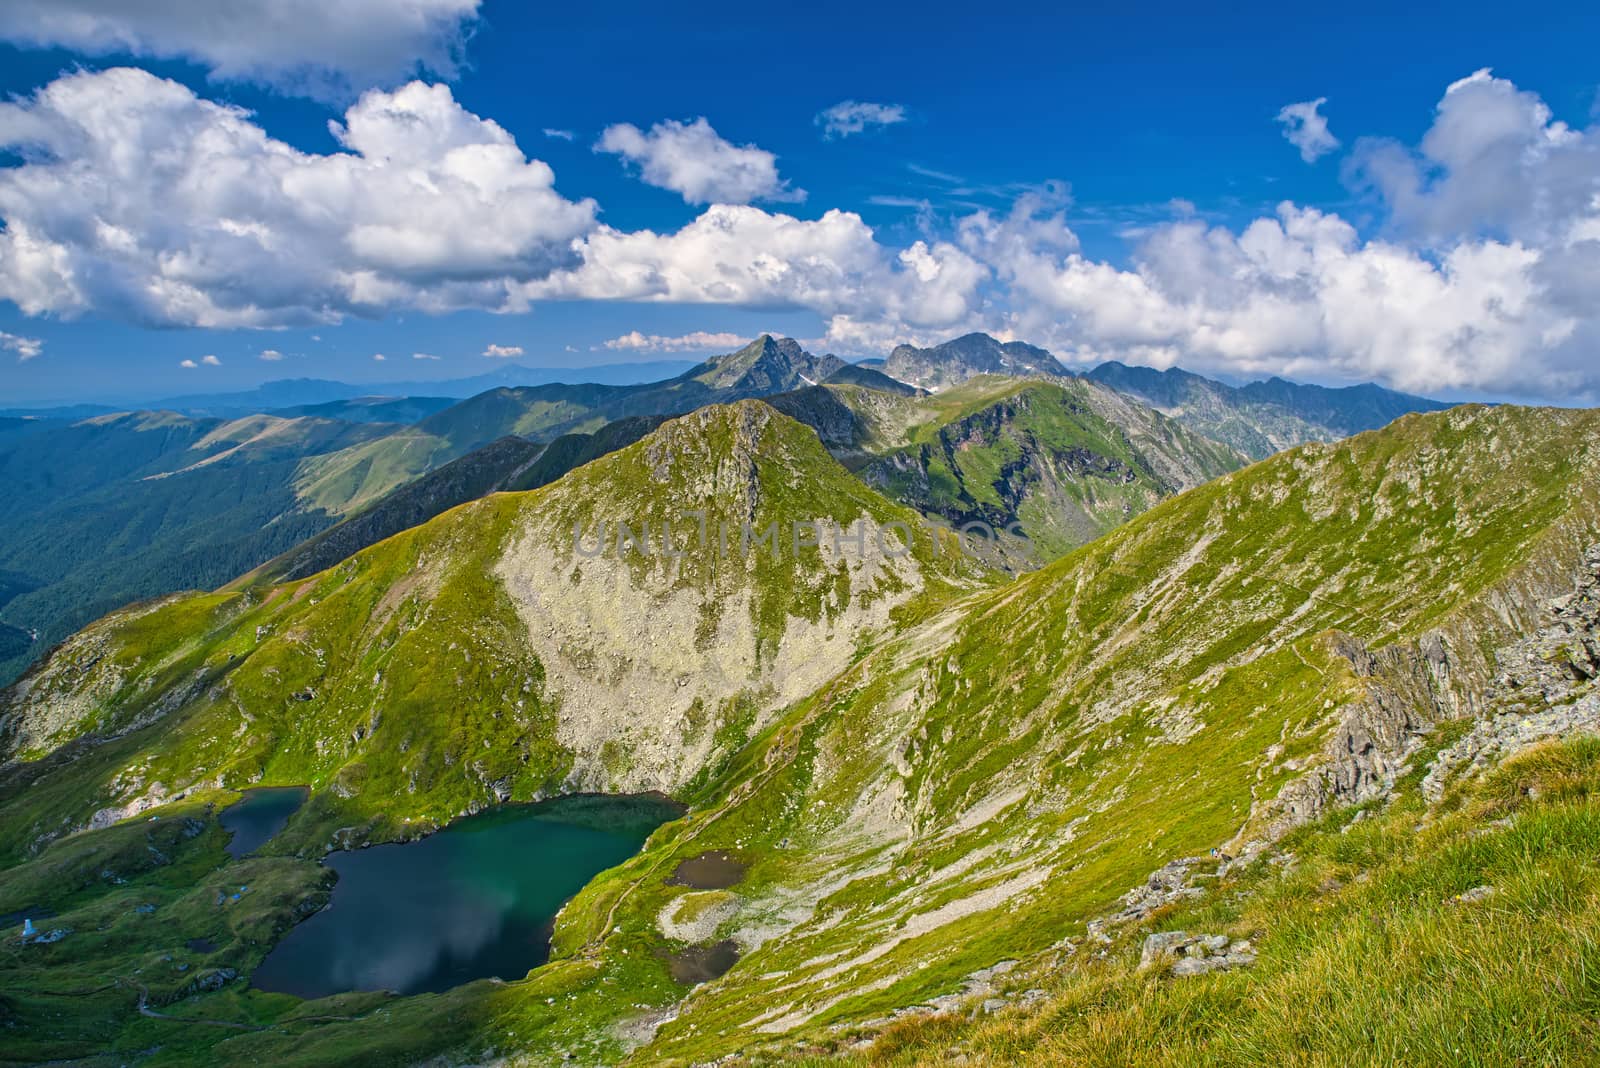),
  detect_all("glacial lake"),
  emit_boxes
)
[220,787,308,858]
[250,794,683,999]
